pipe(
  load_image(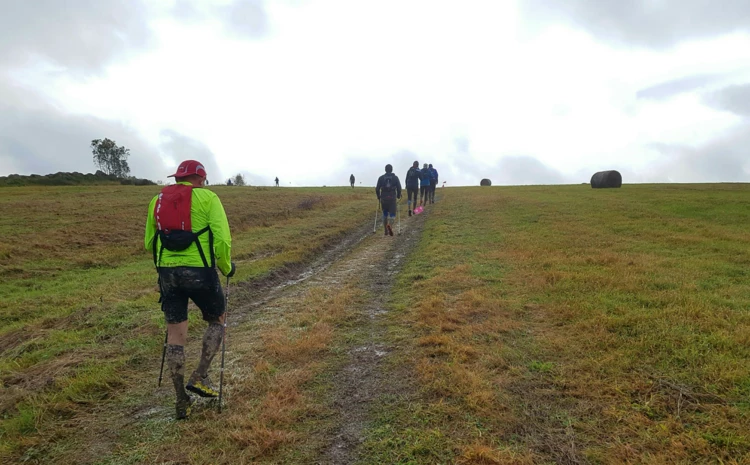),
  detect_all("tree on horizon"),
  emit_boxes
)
[233,173,246,186]
[91,138,130,178]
